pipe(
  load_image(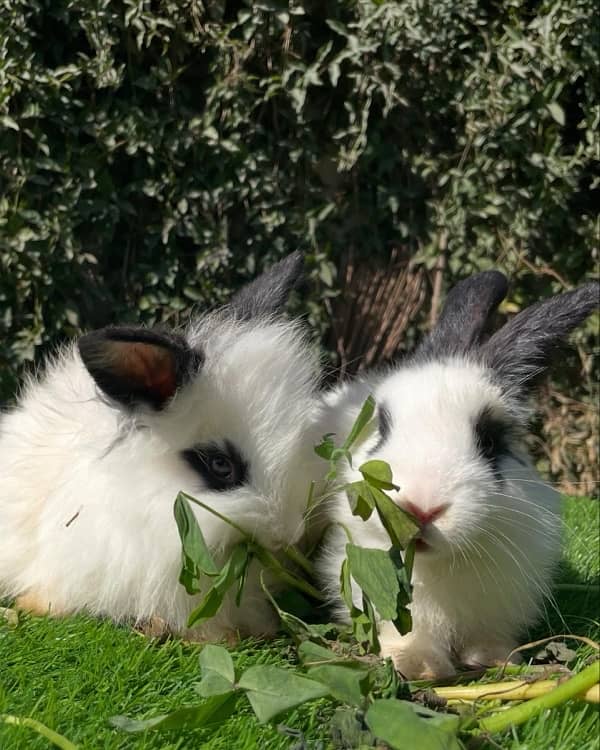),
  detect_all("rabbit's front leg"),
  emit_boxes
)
[459,640,522,669]
[15,589,63,617]
[378,621,456,679]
